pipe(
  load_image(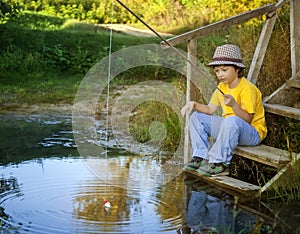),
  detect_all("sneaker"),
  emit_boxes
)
[196,163,229,177]
[184,157,208,171]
